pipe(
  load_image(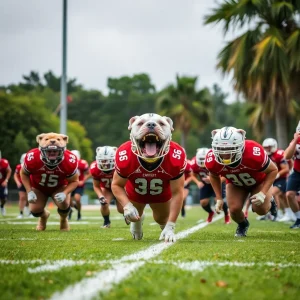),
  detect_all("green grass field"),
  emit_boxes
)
[0,204,299,300]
